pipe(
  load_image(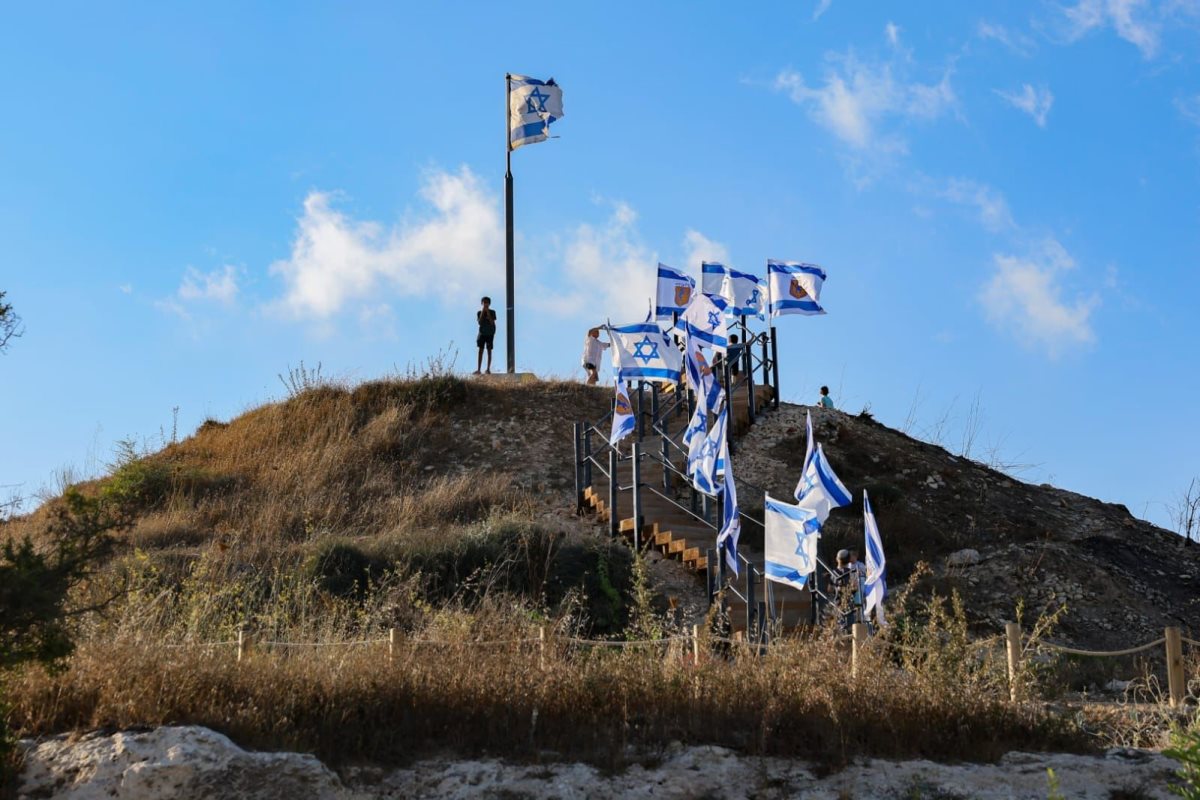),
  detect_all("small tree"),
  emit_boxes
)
[1171,478,1200,546]
[0,291,21,354]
